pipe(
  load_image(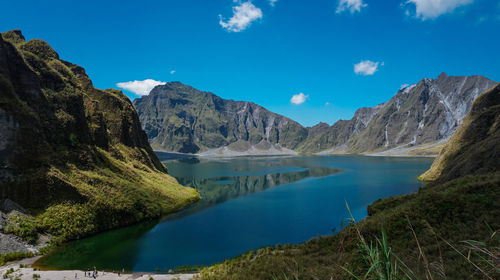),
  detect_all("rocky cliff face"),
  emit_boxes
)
[133,82,308,154]
[420,84,500,182]
[345,73,497,153]
[0,30,198,242]
[135,74,497,156]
